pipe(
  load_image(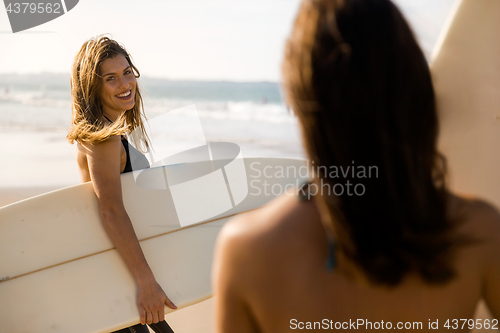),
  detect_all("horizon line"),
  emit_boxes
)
[0,71,281,84]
